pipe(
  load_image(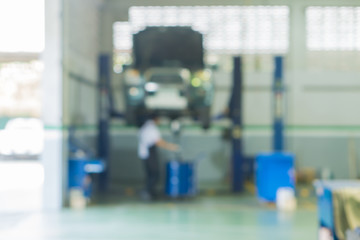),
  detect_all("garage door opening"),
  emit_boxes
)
[0,0,45,212]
